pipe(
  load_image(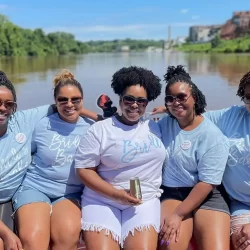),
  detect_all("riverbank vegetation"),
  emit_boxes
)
[177,35,250,53]
[0,14,164,56]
